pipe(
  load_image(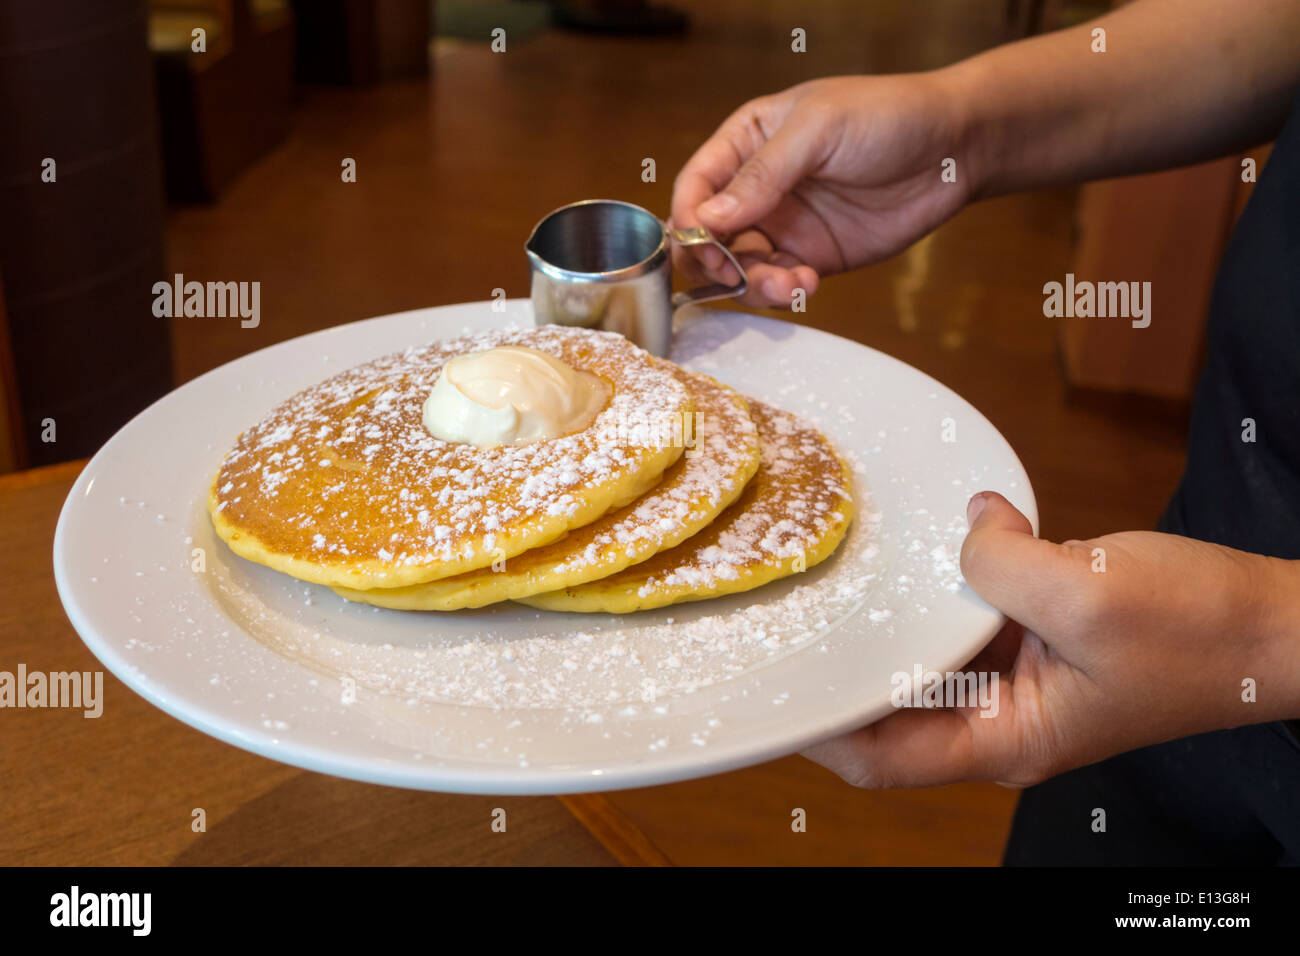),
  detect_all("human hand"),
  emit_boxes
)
[670,73,974,309]
[803,492,1300,788]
